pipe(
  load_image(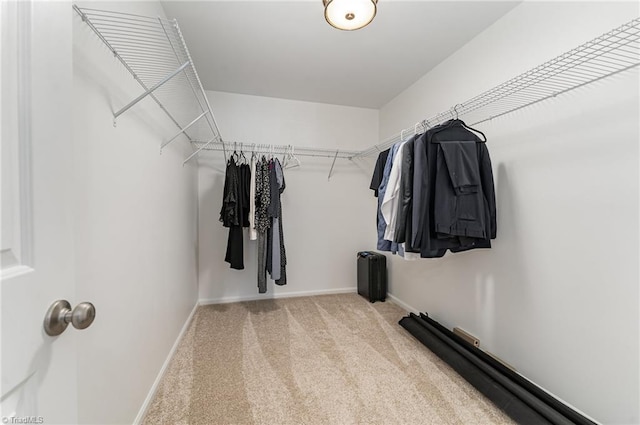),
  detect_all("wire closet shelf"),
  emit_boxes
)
[73,5,225,164]
[74,6,639,163]
[354,17,640,159]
